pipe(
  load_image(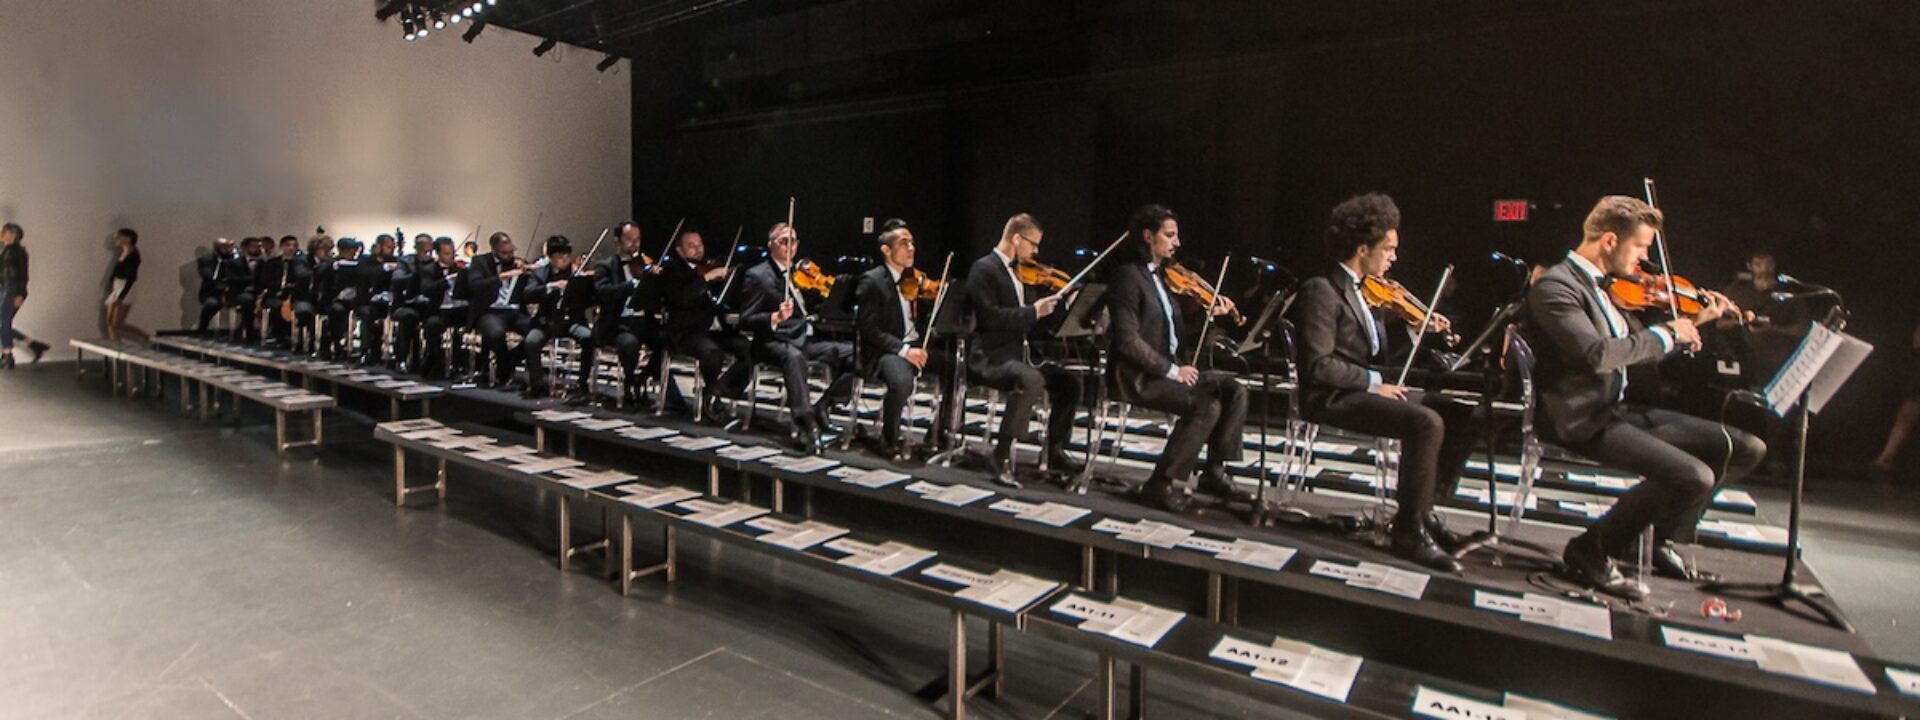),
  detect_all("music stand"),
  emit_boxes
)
[1046,285,1116,492]
[1703,317,1871,630]
[921,294,978,468]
